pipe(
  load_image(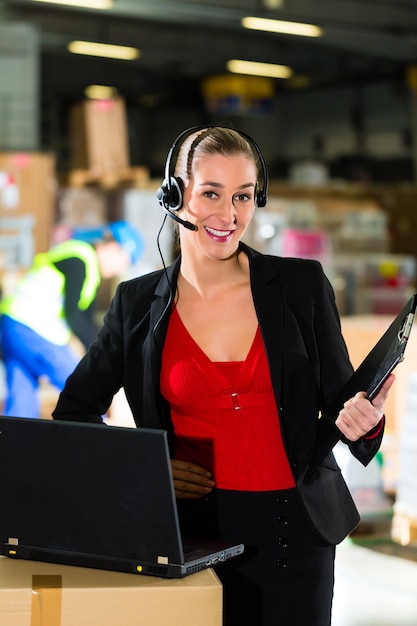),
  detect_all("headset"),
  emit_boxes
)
[156,125,269,231]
